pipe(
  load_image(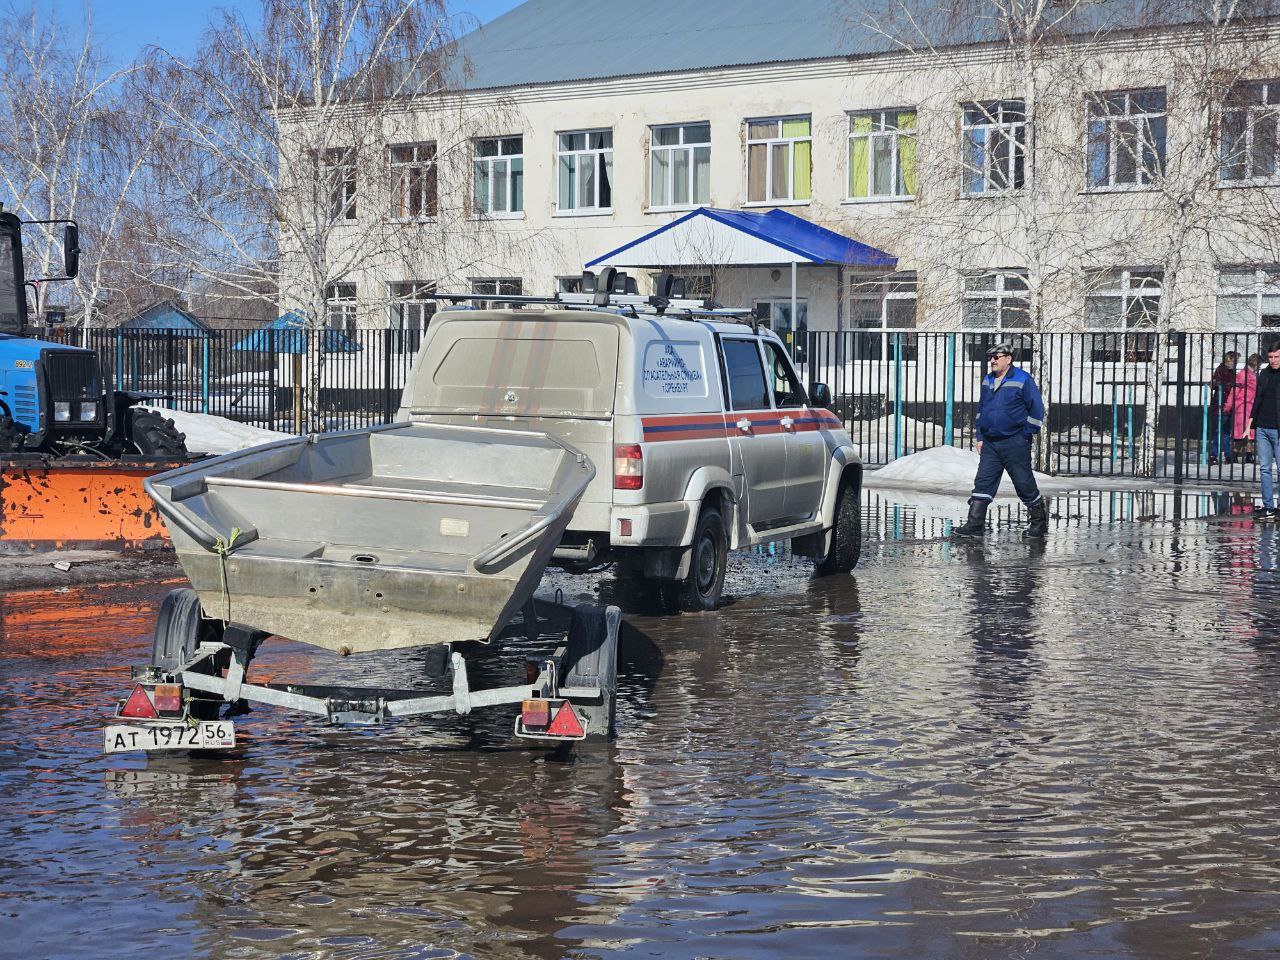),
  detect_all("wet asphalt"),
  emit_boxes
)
[2,488,1279,959]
